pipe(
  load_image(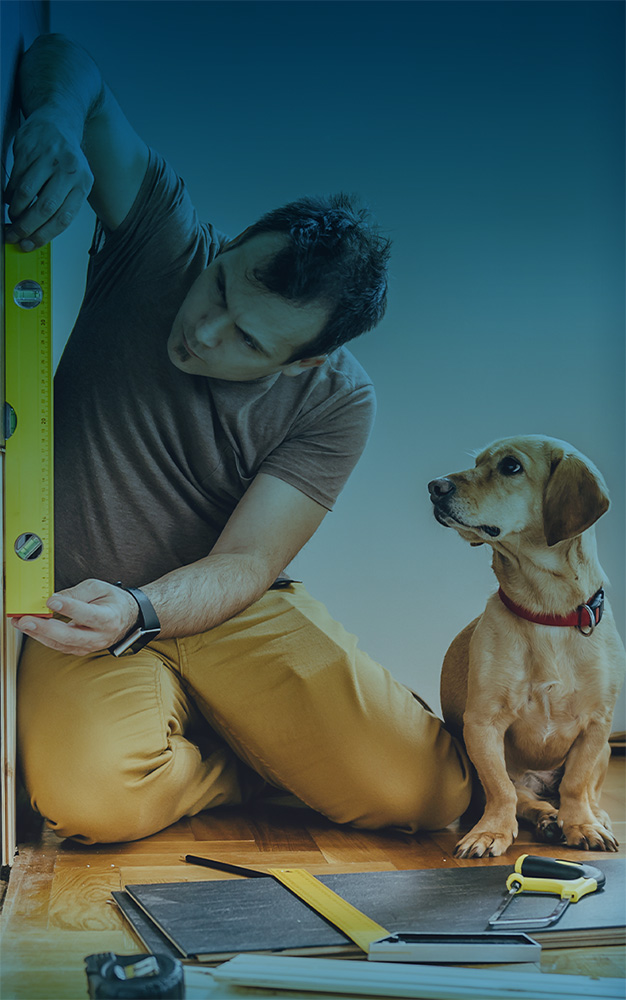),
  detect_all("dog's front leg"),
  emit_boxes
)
[454,707,518,858]
[557,721,617,851]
